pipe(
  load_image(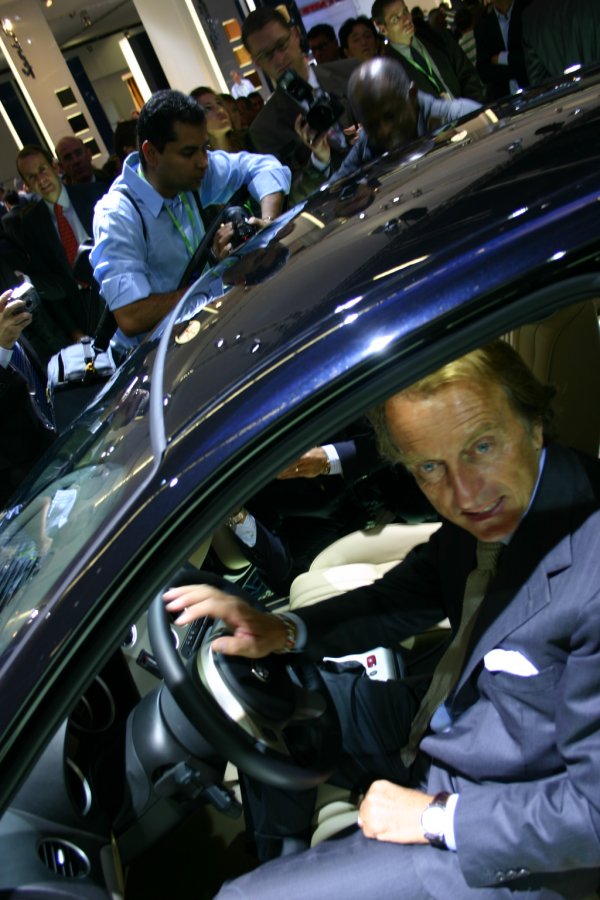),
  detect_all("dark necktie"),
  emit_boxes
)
[409,44,448,96]
[401,540,504,766]
[10,341,53,426]
[54,203,79,267]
